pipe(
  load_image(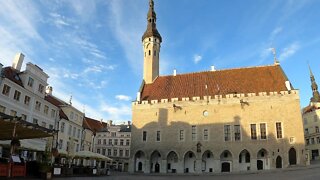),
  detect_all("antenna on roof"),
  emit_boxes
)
[271,48,280,65]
